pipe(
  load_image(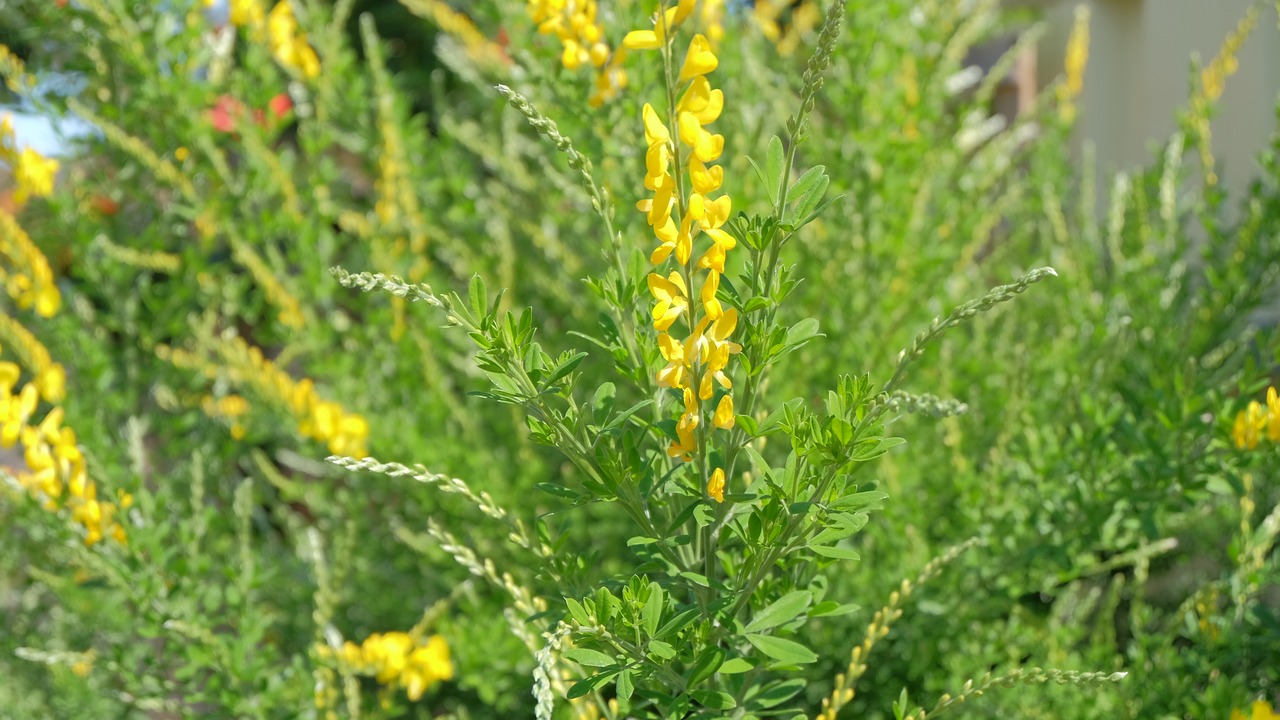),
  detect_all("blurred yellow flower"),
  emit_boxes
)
[267,1,321,79]
[1232,700,1280,720]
